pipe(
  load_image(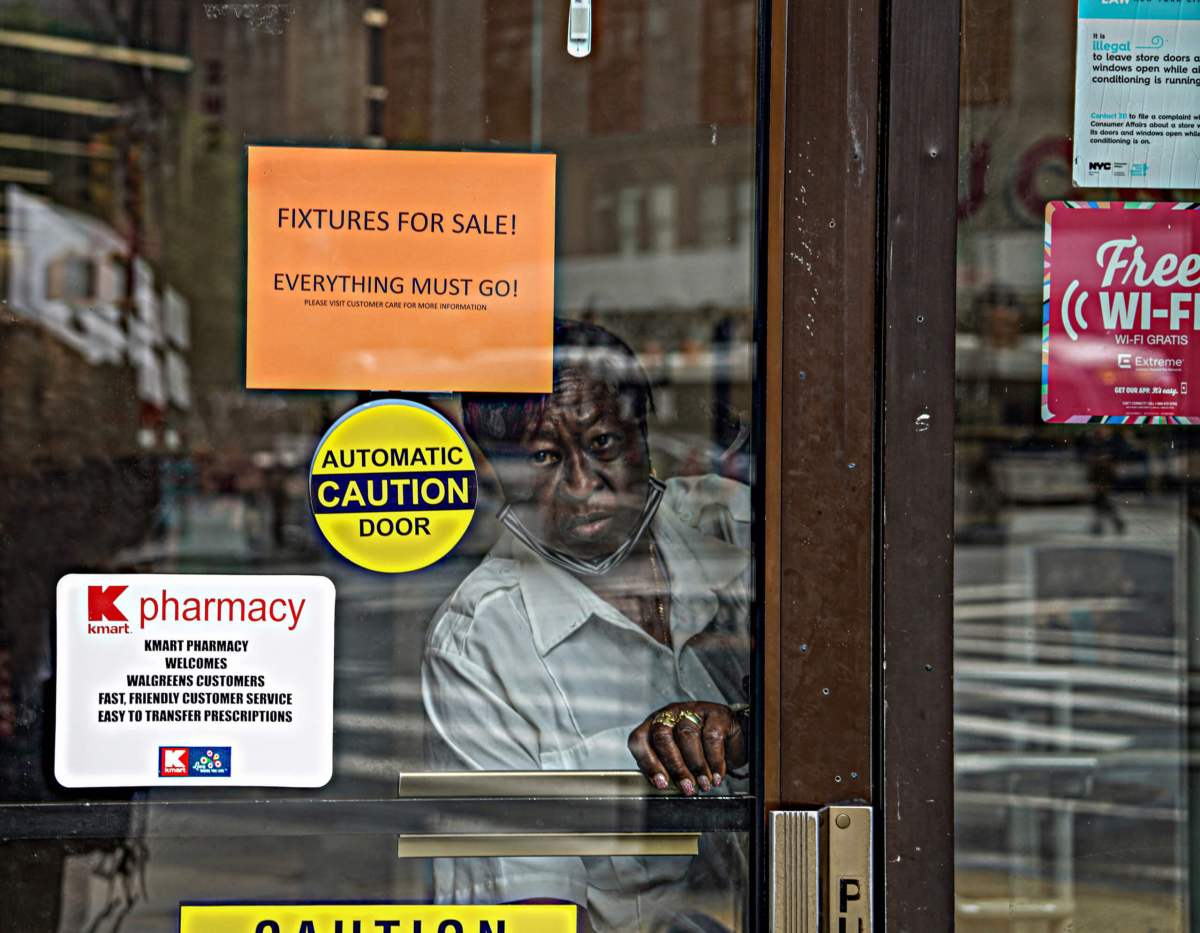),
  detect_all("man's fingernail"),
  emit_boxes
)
[652,774,668,790]
[698,776,711,792]
[680,779,696,796]
[713,773,723,787]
